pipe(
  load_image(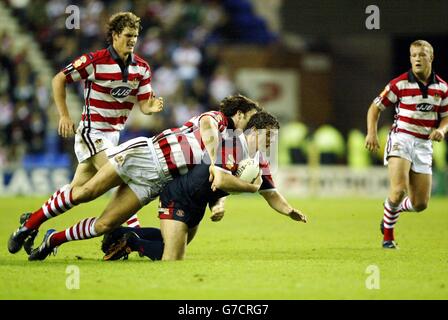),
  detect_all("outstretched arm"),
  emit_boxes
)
[261,190,307,223]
